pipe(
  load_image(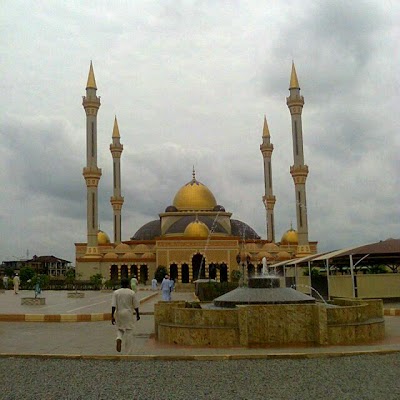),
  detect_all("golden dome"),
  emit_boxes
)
[184,219,210,238]
[98,230,110,245]
[173,171,217,211]
[281,228,298,245]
